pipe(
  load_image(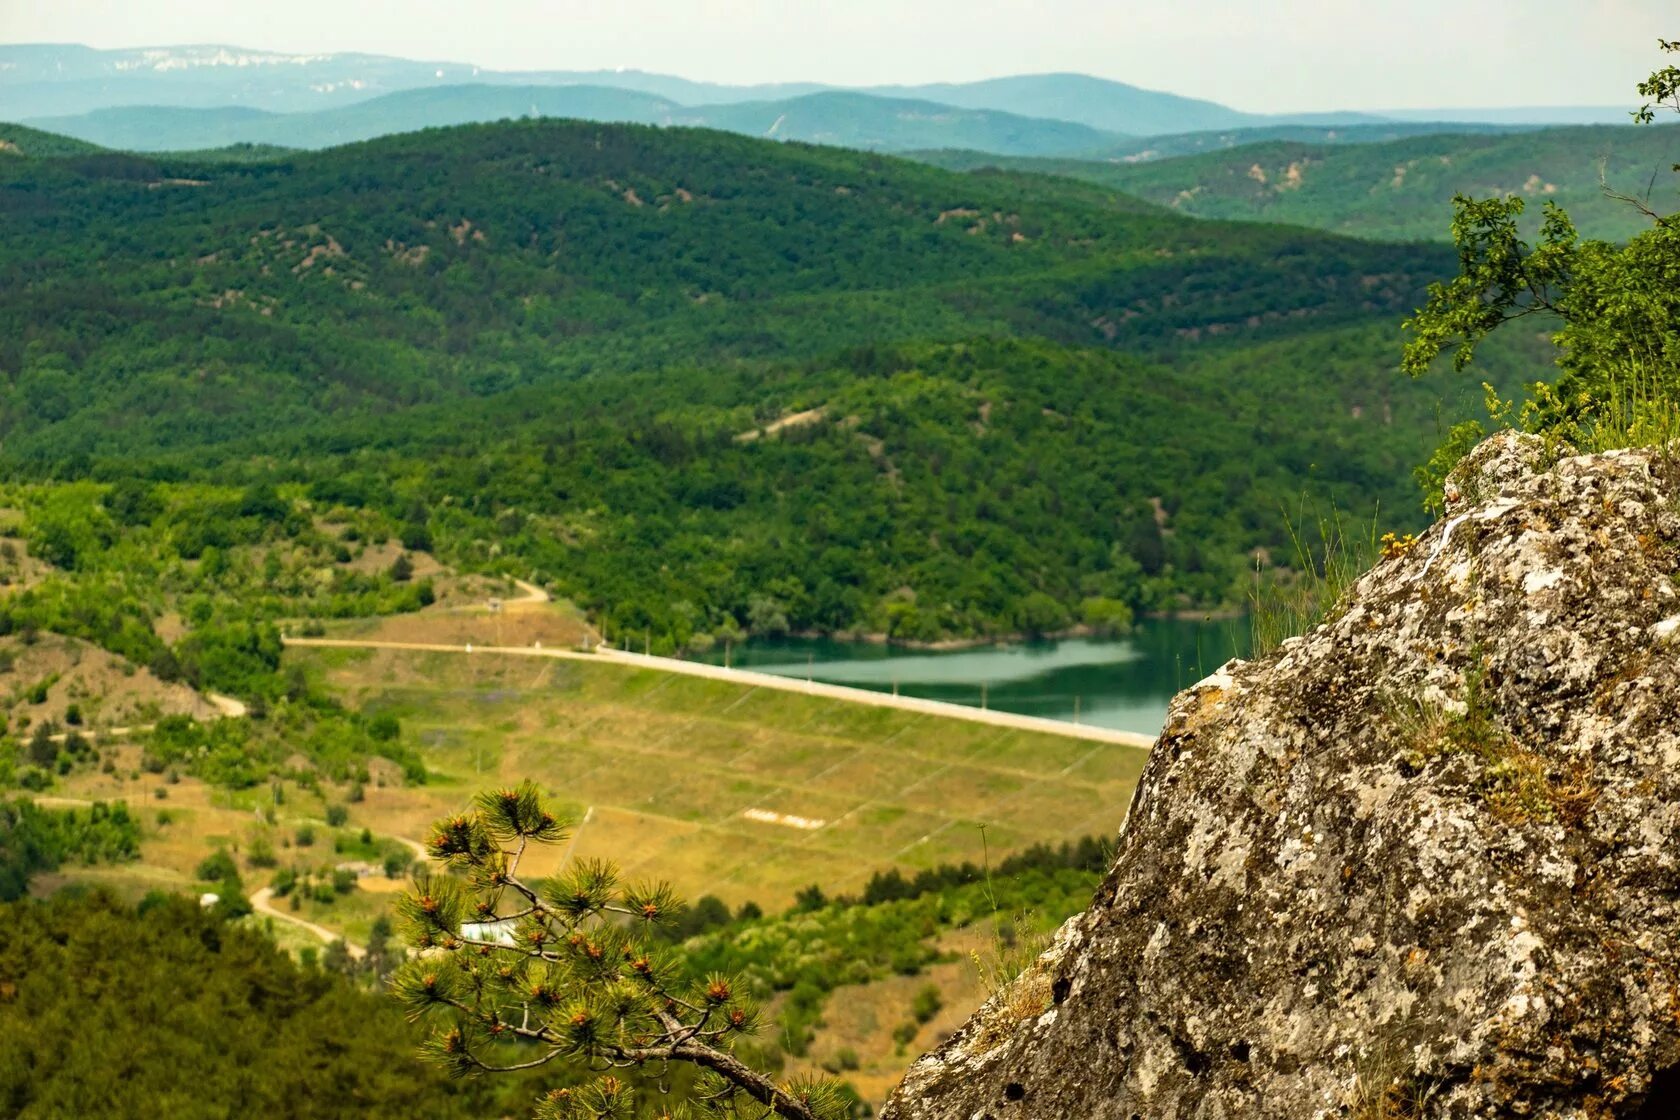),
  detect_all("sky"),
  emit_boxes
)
[0,0,1672,112]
